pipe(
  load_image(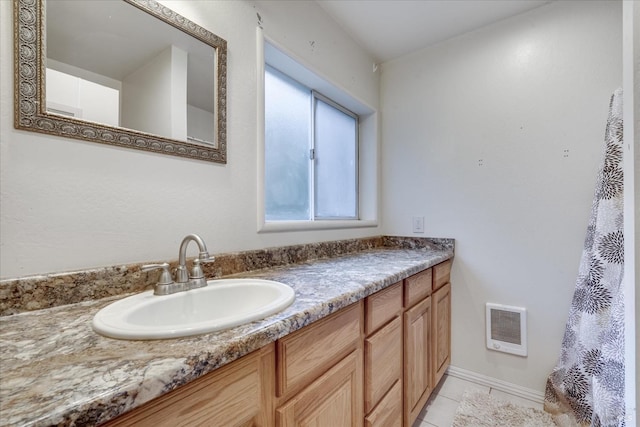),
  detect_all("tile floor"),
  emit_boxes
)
[412,374,544,427]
